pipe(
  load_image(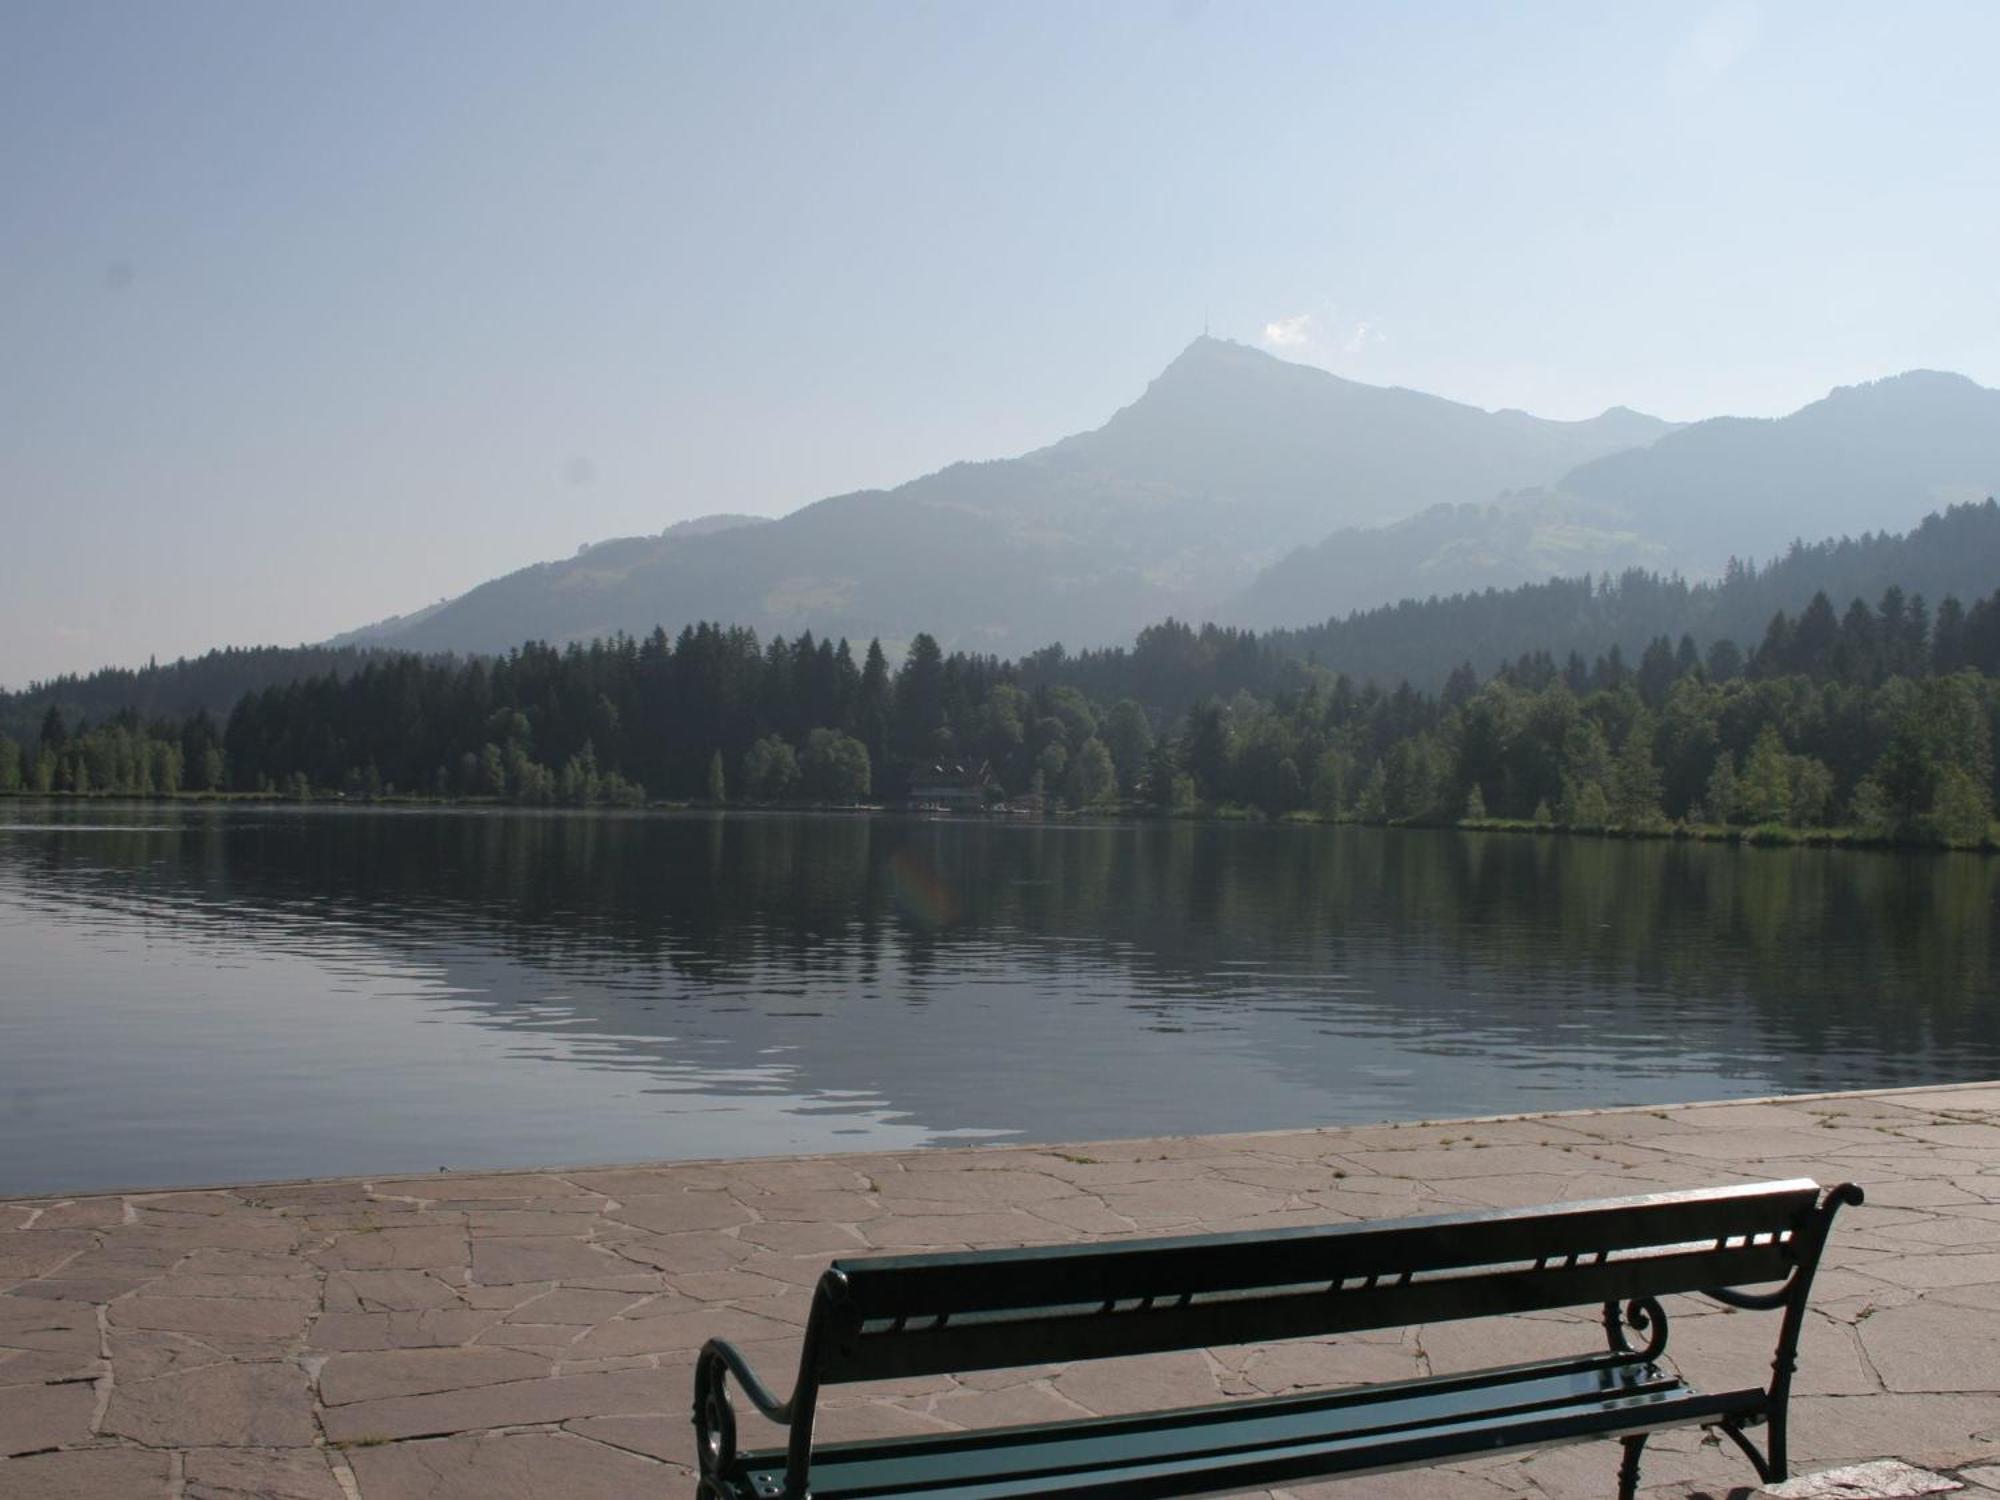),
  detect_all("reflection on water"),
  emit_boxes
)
[1,803,1996,1193]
